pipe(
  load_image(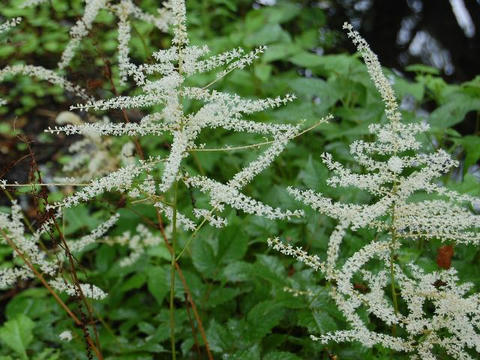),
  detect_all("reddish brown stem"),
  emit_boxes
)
[1,230,103,360]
